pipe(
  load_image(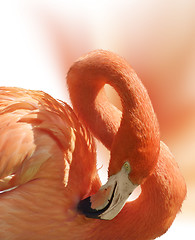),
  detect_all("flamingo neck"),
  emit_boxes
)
[89,142,186,240]
[67,50,160,184]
